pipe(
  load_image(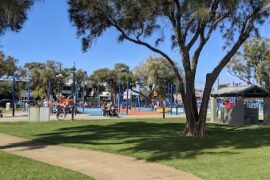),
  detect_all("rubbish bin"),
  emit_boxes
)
[6,102,10,111]
[29,107,40,122]
[40,107,50,122]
